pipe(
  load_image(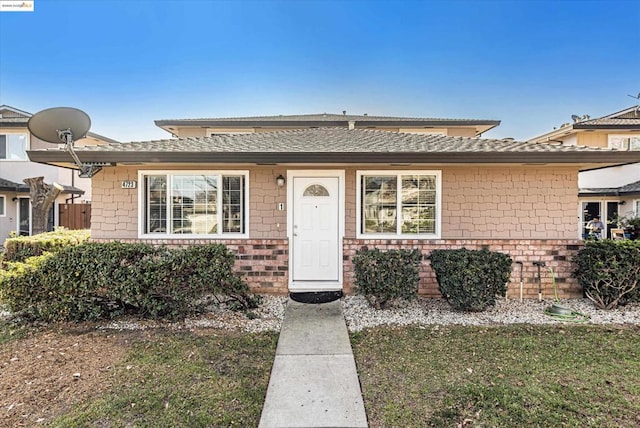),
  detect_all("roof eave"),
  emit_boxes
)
[154,119,501,129]
[27,150,640,166]
[0,121,29,128]
[573,124,640,130]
